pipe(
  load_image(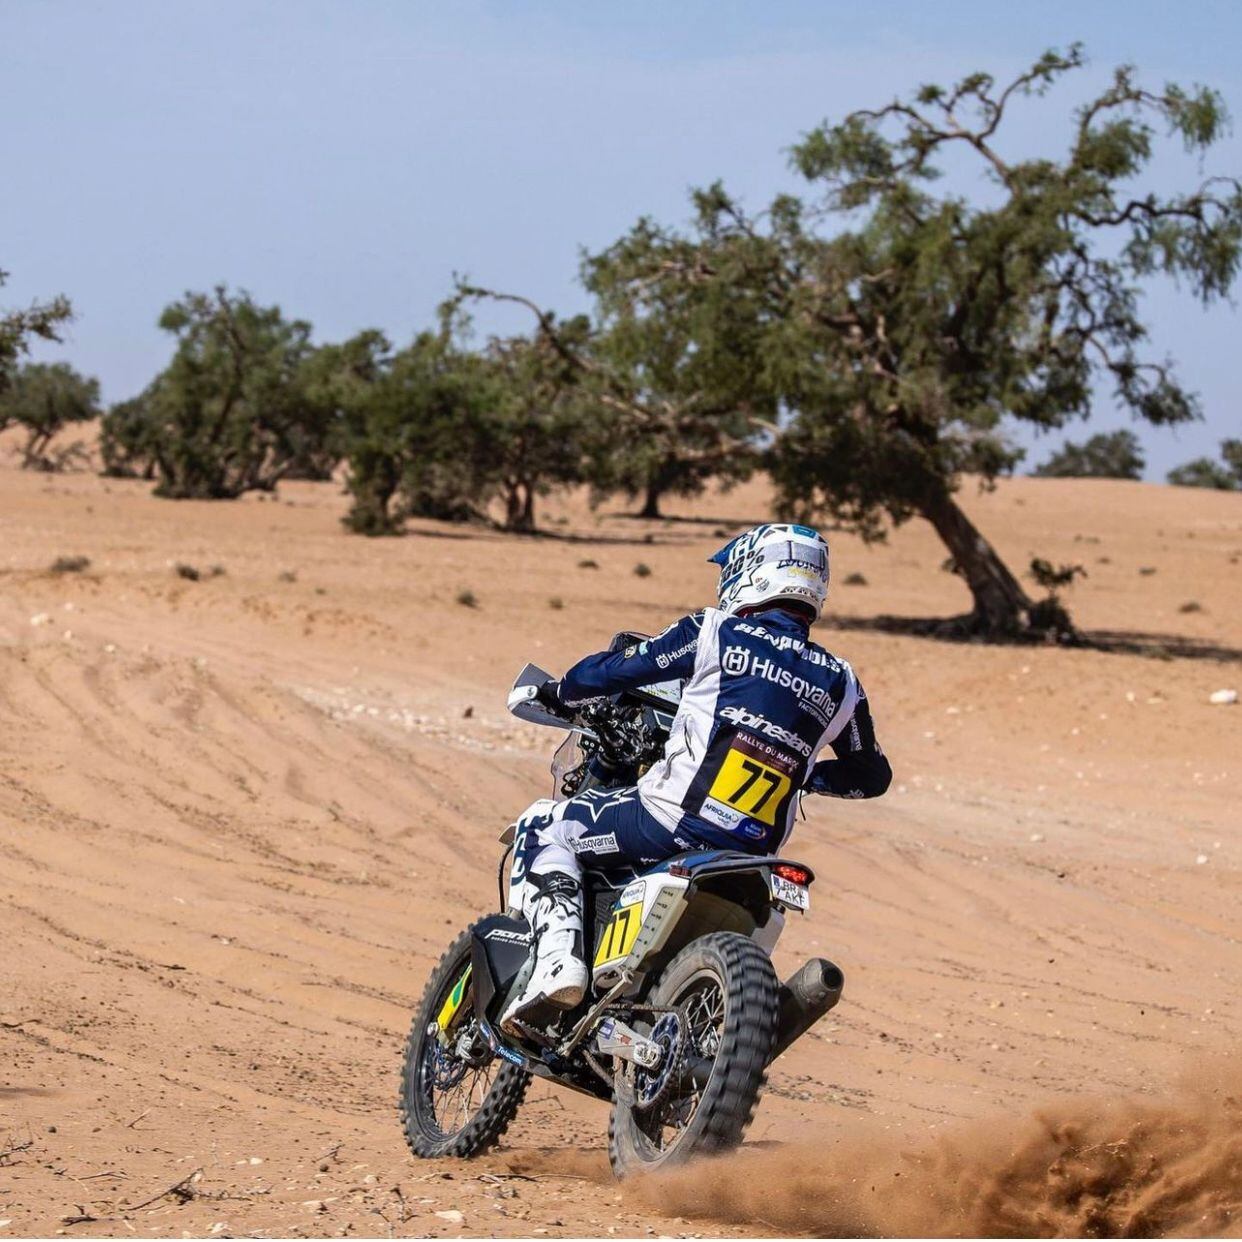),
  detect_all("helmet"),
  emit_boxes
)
[709,524,830,620]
